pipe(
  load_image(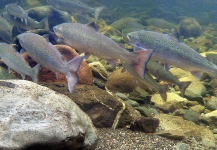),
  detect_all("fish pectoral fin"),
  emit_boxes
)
[191,71,203,79]
[84,52,91,59]
[164,63,171,71]
[107,59,116,68]
[21,74,25,80]
[8,67,11,73]
[55,72,59,80]
[133,49,153,78]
